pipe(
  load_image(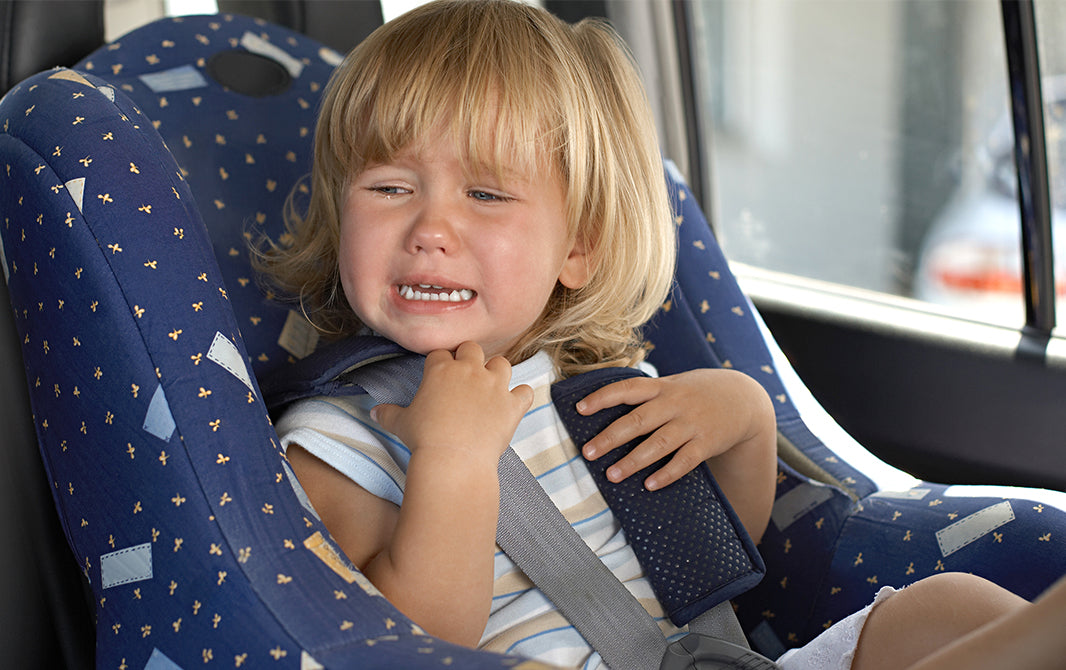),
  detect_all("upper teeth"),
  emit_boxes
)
[399,284,475,302]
